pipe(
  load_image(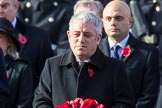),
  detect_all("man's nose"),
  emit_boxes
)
[0,6,4,12]
[78,34,86,42]
[110,18,117,26]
